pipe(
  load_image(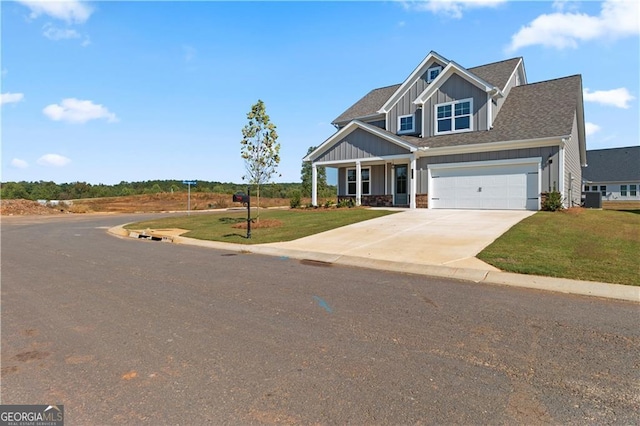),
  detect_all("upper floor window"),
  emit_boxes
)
[427,65,442,83]
[397,114,415,134]
[435,98,473,135]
